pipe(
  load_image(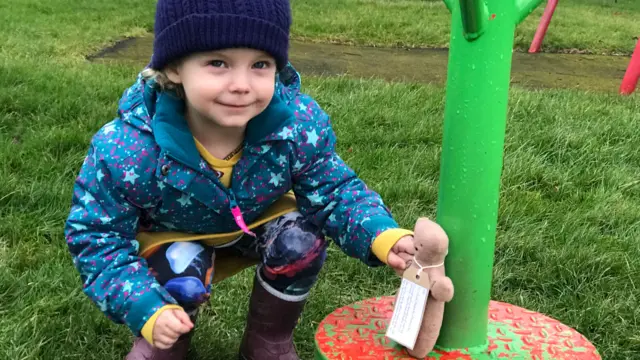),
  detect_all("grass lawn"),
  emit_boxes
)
[1,0,639,359]
[293,0,640,55]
